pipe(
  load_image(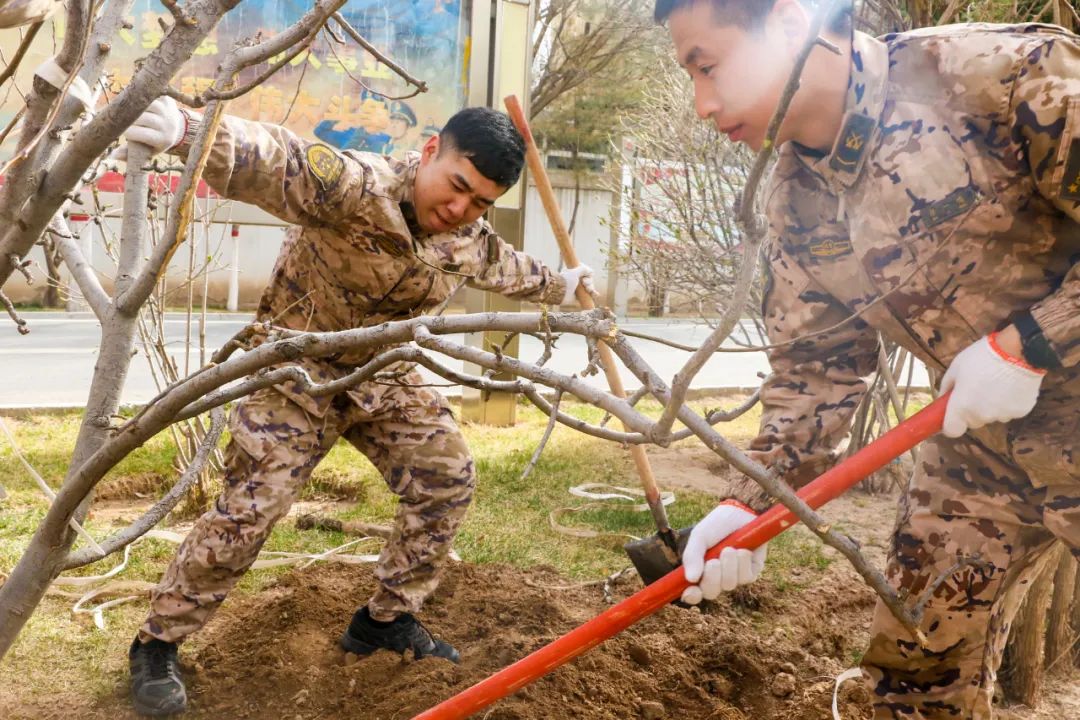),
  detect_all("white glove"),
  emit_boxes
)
[559,264,595,305]
[940,333,1045,438]
[112,96,192,161]
[681,500,767,605]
